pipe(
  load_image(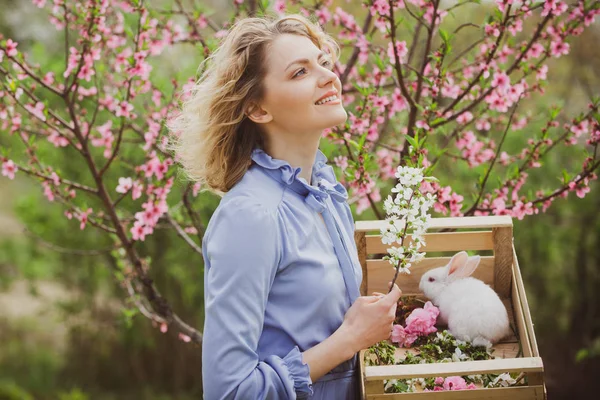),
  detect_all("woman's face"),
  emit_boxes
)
[251,34,347,140]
